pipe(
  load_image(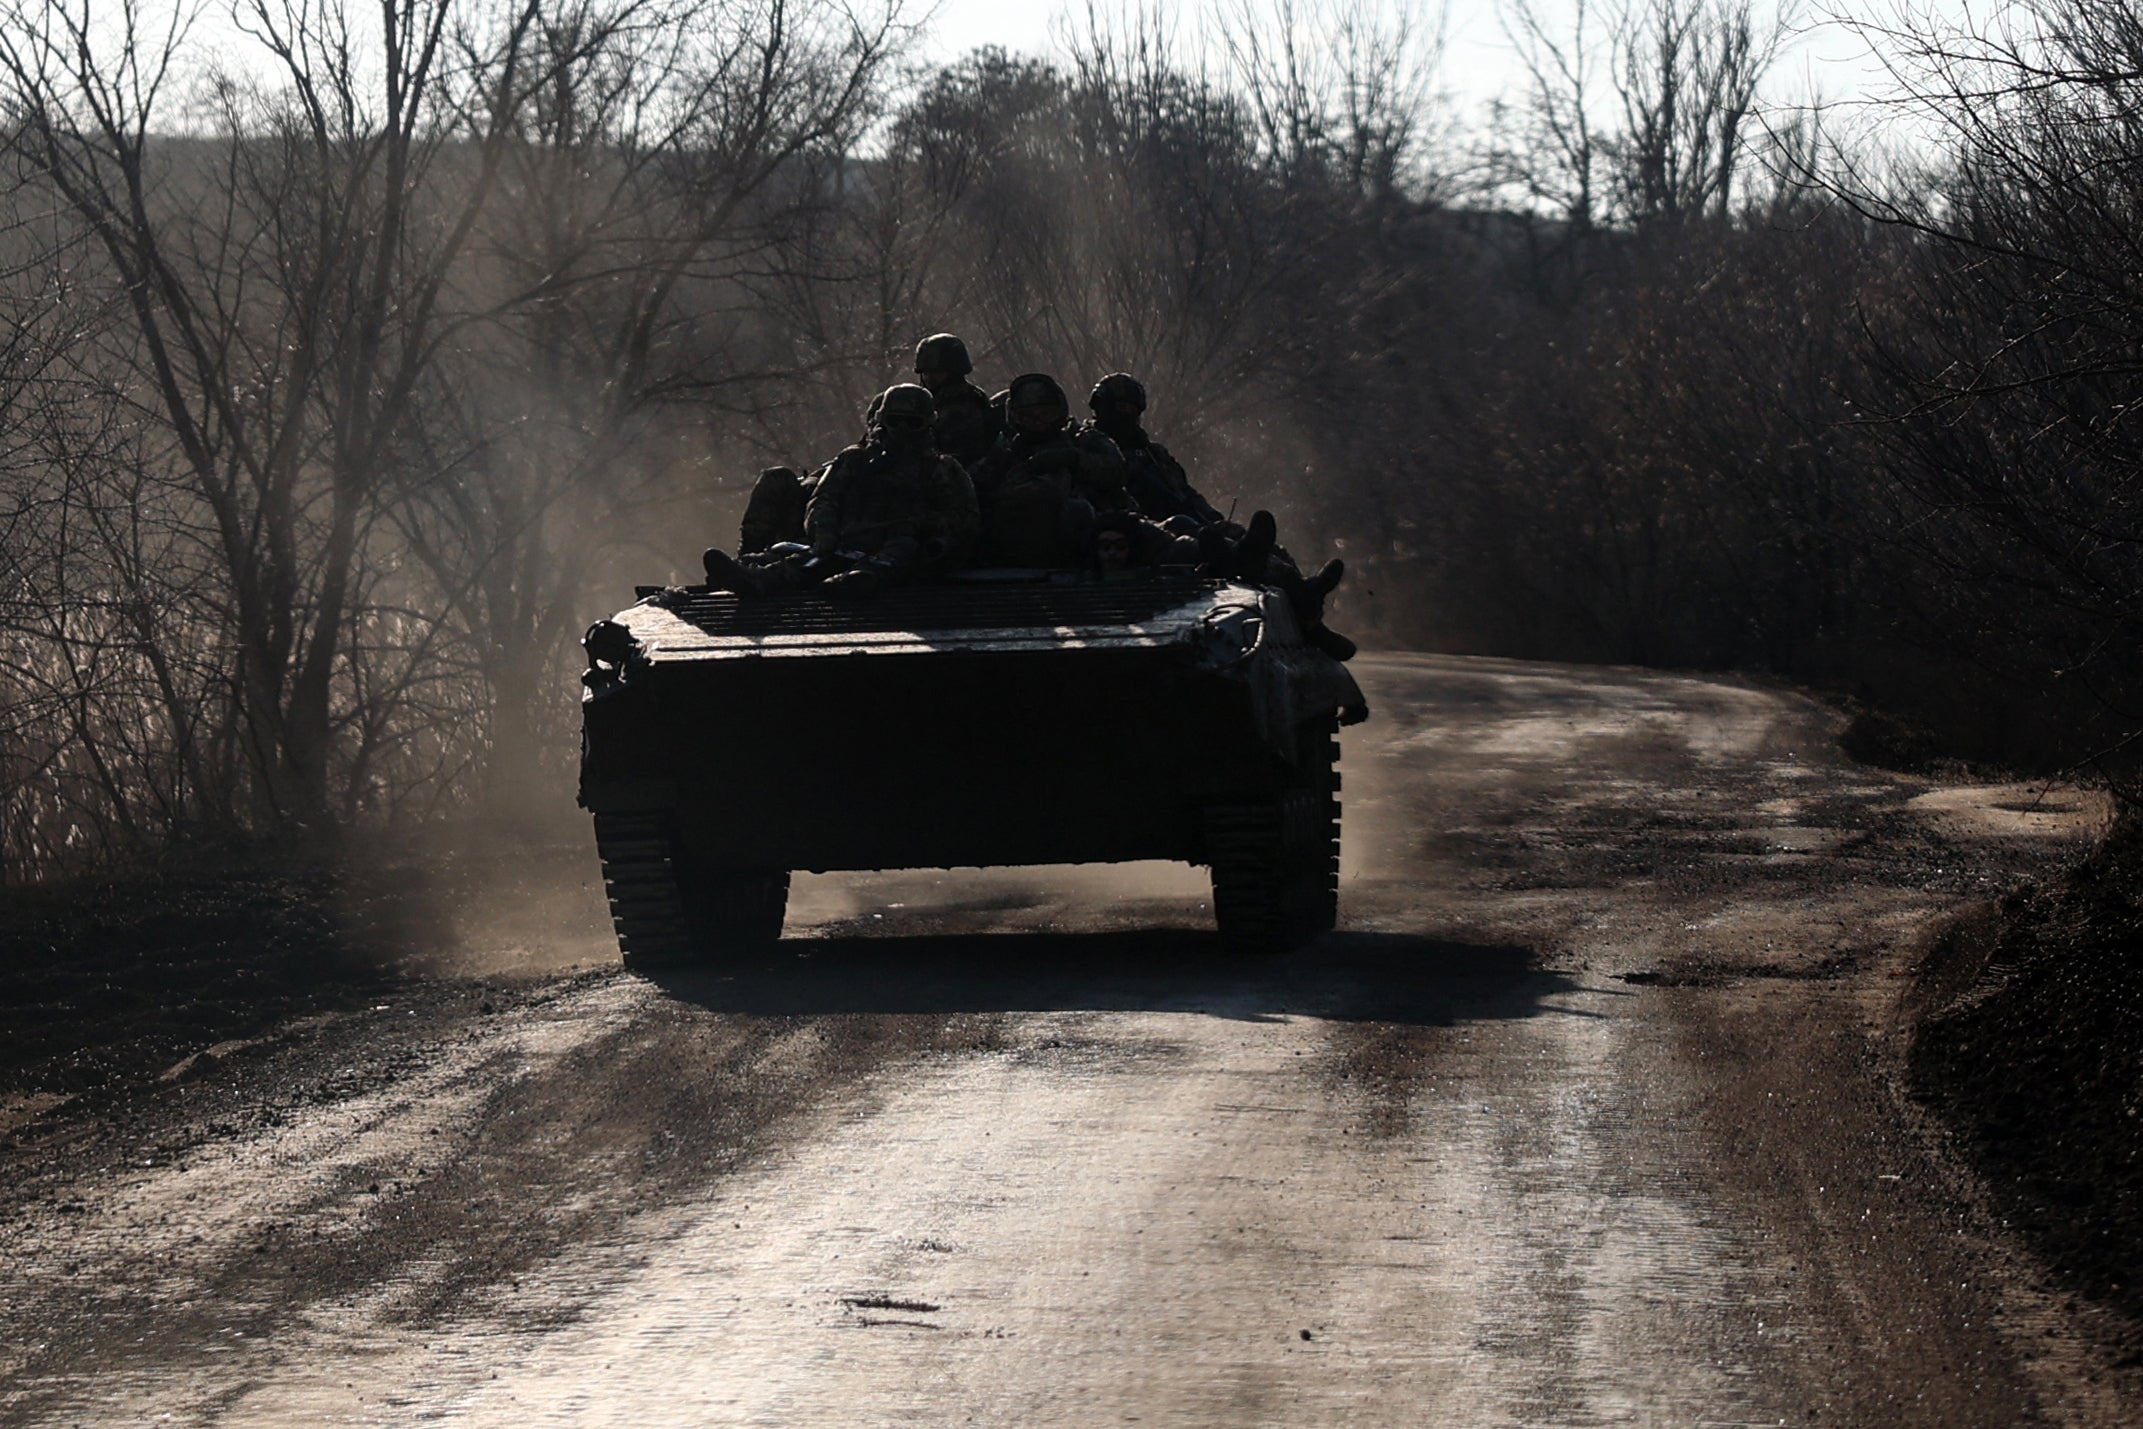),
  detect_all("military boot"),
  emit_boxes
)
[1196,509,1280,581]
[1307,623,1359,661]
[1234,510,1278,580]
[703,547,774,596]
[1277,557,1357,662]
